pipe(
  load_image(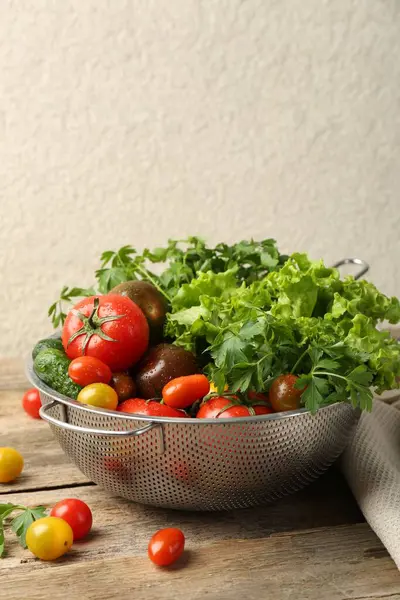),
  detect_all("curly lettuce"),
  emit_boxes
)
[166,254,400,412]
